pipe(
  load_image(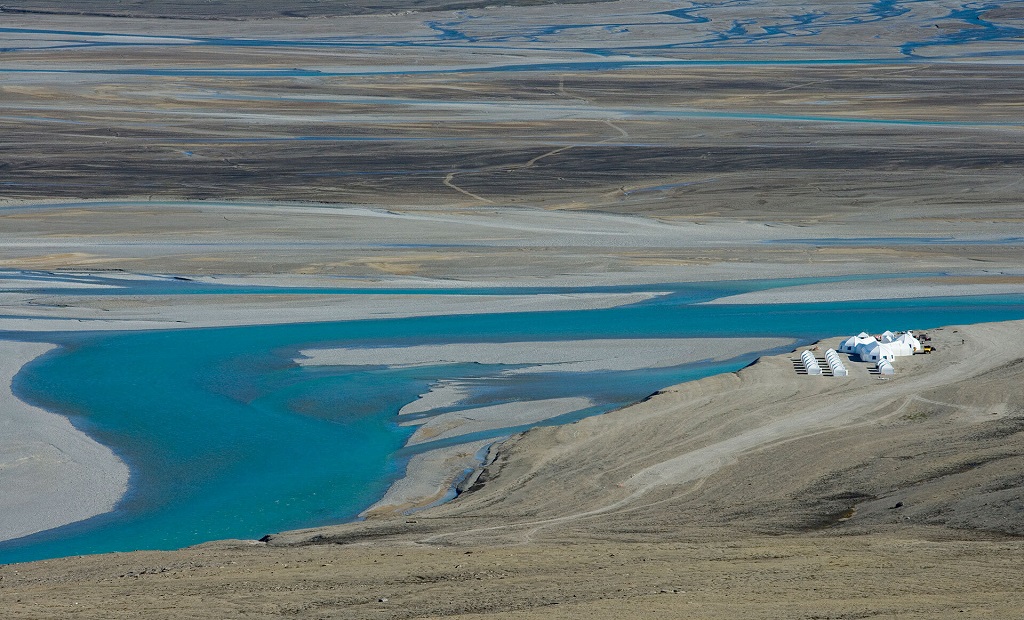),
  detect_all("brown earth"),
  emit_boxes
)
[3,57,1023,220]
